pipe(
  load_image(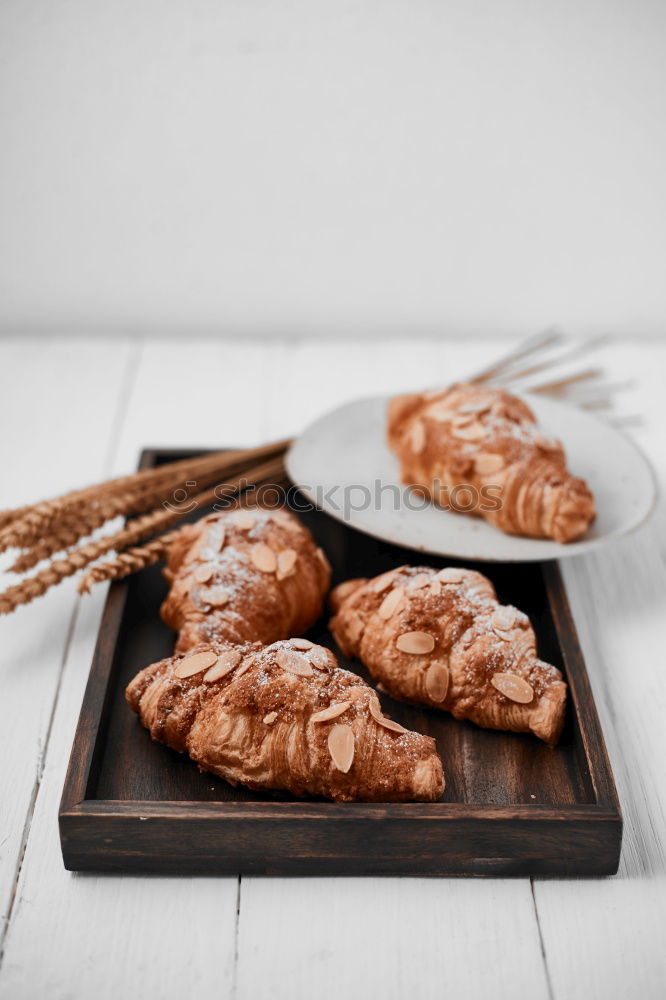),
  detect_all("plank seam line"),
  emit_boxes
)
[231,876,242,999]
[0,600,80,972]
[530,878,555,1000]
